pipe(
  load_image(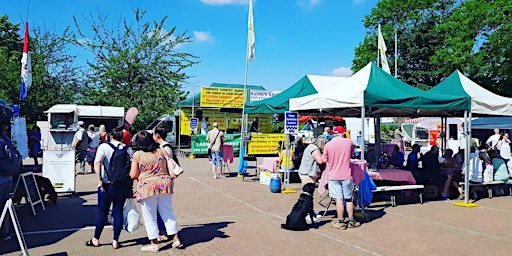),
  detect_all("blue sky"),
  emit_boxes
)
[2,0,378,93]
